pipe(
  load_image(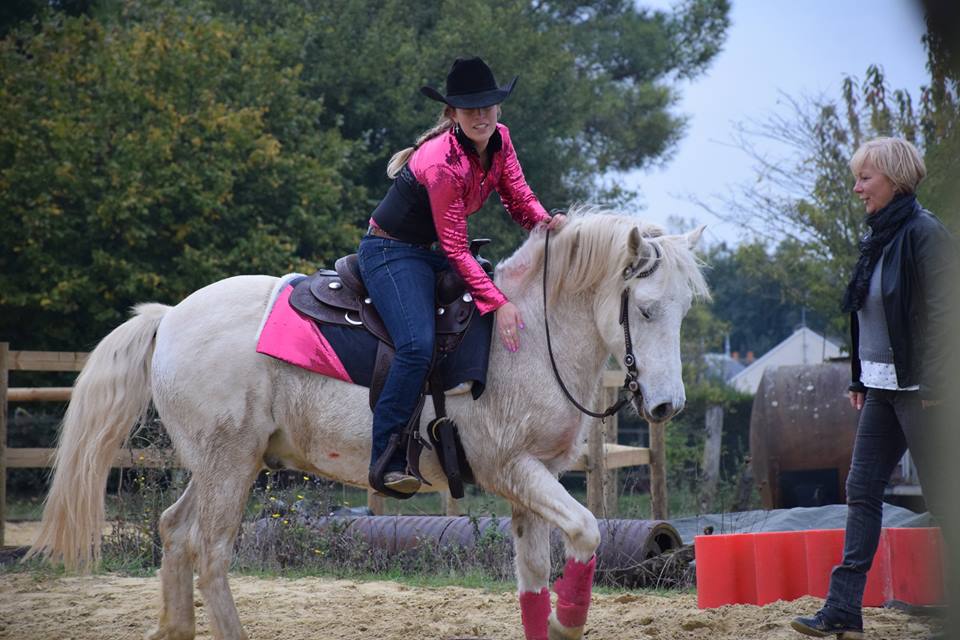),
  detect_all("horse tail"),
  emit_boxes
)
[25,302,170,571]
